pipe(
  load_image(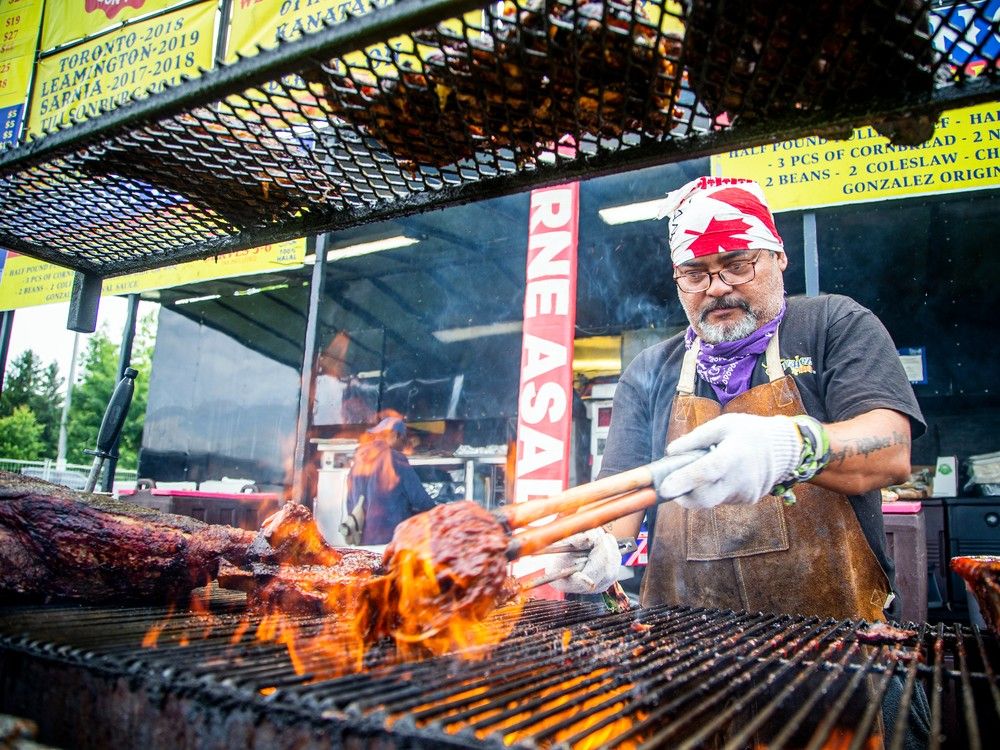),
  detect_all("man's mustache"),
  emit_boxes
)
[700,296,751,324]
